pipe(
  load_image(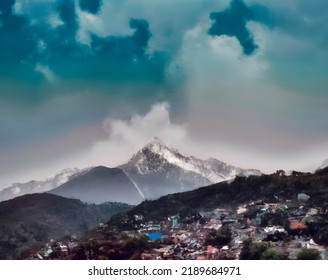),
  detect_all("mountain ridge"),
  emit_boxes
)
[0,168,87,202]
[1,138,261,203]
[48,166,144,205]
[119,137,261,199]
